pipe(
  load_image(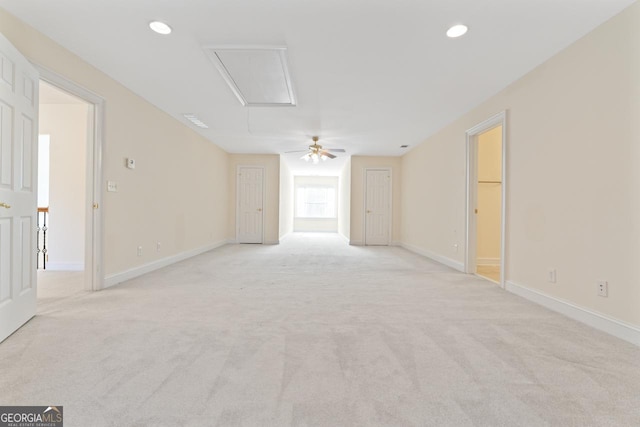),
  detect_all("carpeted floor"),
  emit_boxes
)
[1,233,639,426]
